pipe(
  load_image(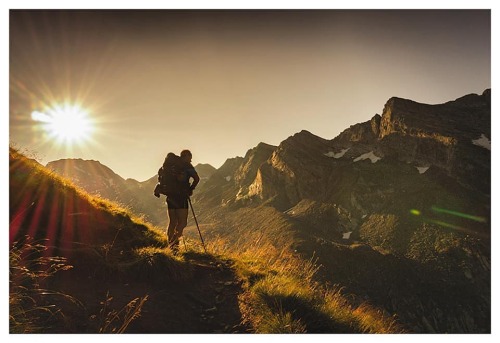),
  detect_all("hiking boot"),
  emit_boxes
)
[170,243,179,255]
